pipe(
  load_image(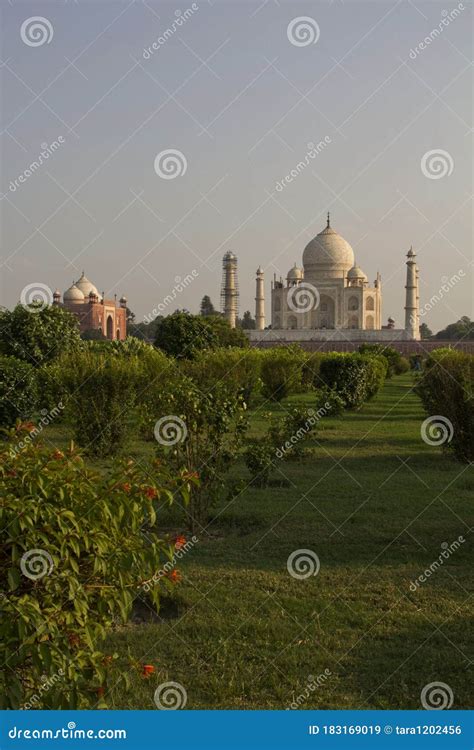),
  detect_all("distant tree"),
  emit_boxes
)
[126,307,135,328]
[206,315,249,348]
[81,328,106,341]
[127,317,163,342]
[419,322,432,340]
[239,310,255,330]
[0,304,82,366]
[154,311,218,359]
[200,295,216,317]
[434,316,474,340]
